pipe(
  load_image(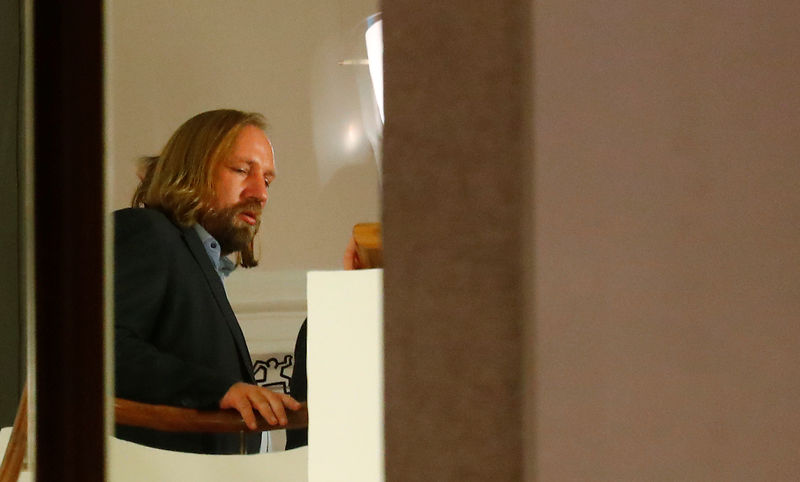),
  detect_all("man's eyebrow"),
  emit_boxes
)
[243,159,276,177]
